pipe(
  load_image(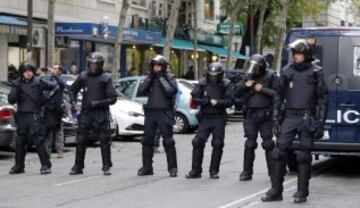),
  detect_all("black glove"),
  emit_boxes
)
[155,71,165,78]
[201,96,210,106]
[312,125,324,139]
[15,84,22,94]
